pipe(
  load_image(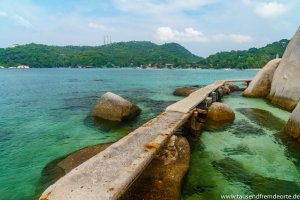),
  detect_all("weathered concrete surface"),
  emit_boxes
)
[166,81,226,113]
[268,27,300,110]
[40,111,190,200]
[243,58,281,97]
[207,102,235,122]
[284,102,300,140]
[120,135,190,200]
[92,92,141,121]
